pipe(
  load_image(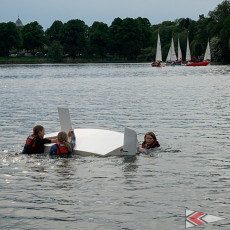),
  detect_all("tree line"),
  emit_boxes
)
[0,0,229,63]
